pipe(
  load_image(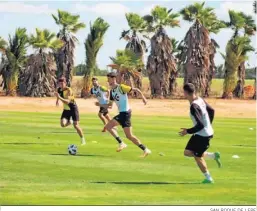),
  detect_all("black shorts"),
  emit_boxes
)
[185,134,213,157]
[99,107,108,116]
[61,103,80,122]
[113,110,132,128]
